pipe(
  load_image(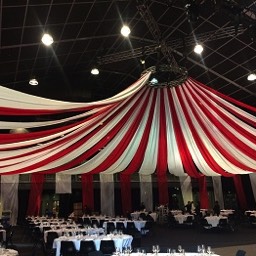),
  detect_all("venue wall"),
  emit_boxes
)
[4,173,255,225]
